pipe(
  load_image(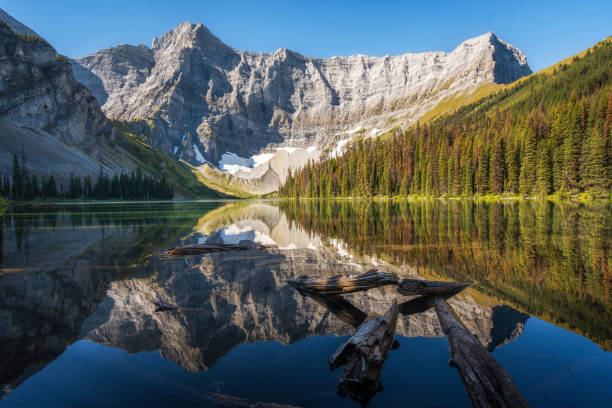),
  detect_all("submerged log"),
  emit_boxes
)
[163,242,274,256]
[398,285,470,316]
[294,289,368,328]
[397,279,471,296]
[287,269,398,294]
[329,300,399,406]
[434,298,529,408]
